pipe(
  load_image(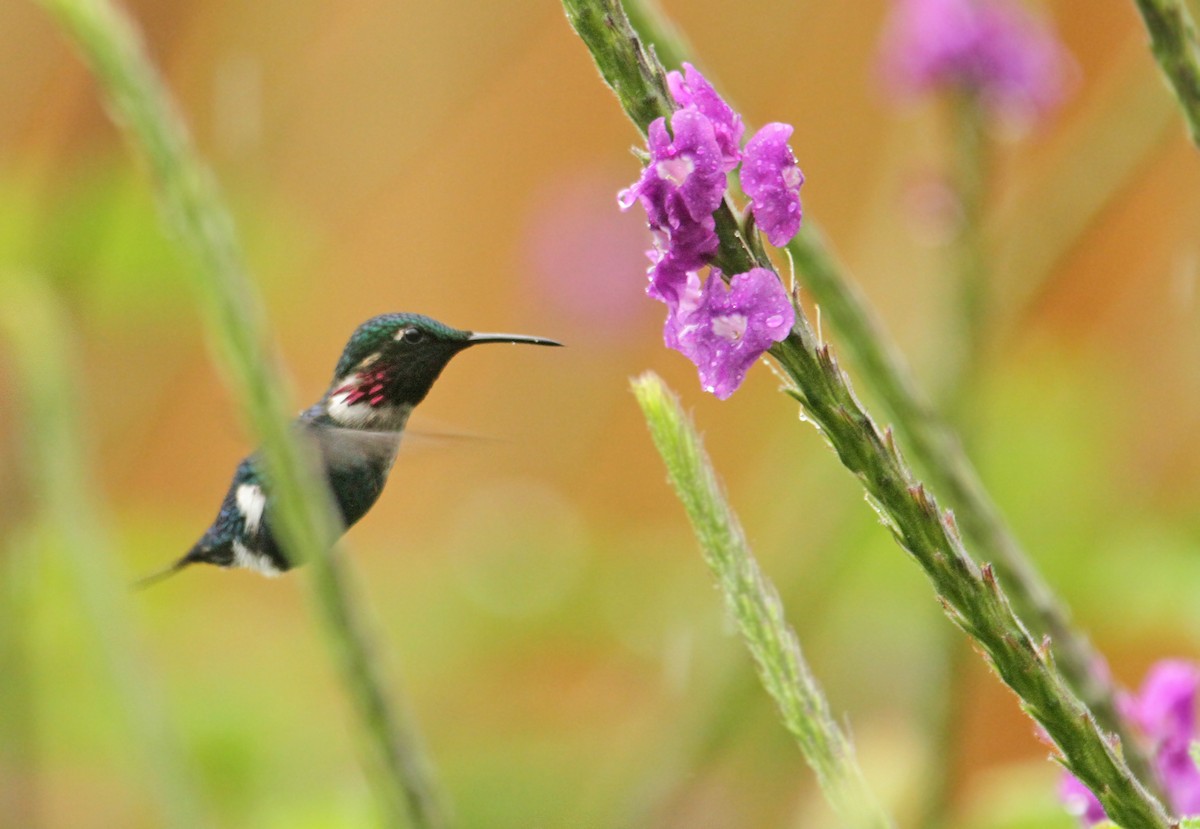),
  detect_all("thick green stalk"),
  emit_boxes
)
[562,0,1170,820]
[34,1,445,826]
[633,373,893,829]
[1,274,210,829]
[767,311,1171,828]
[563,0,1156,792]
[1131,0,1200,147]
